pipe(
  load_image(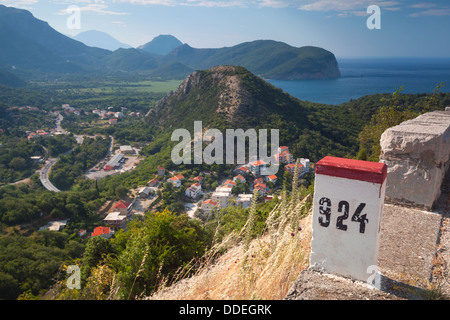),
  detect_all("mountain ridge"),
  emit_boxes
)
[72,30,132,51]
[0,4,341,80]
